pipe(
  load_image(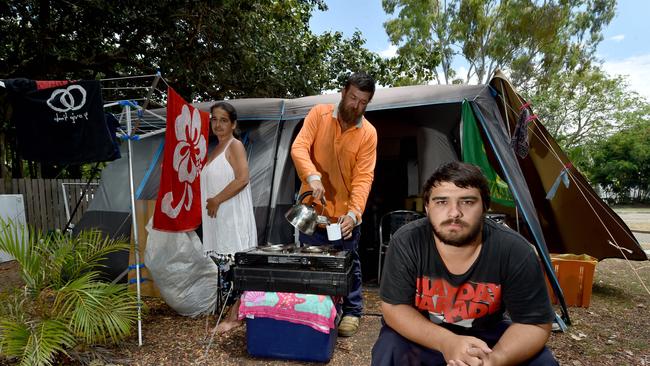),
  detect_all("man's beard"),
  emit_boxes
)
[431,217,483,247]
[338,103,362,124]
